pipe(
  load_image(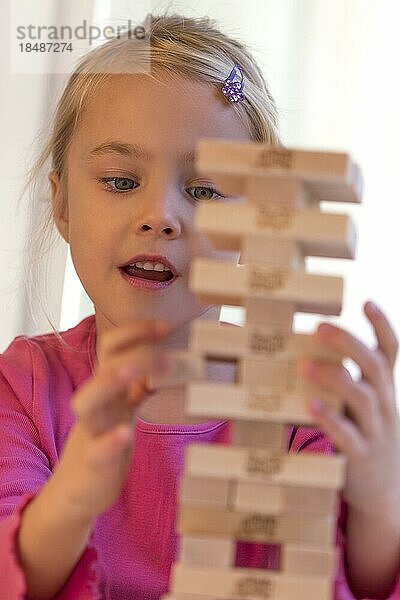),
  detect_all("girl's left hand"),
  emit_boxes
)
[298,300,400,524]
